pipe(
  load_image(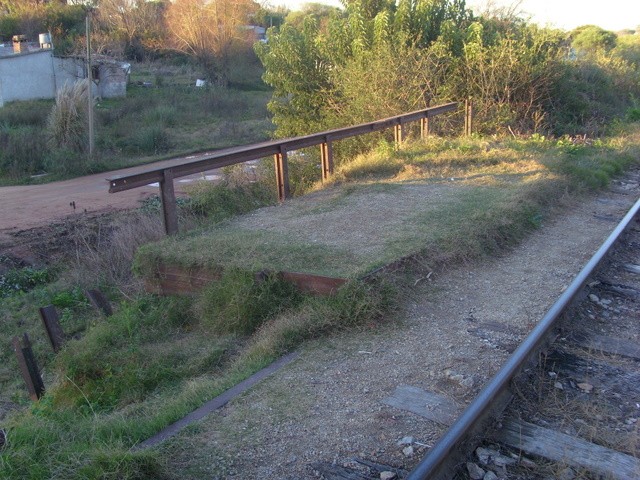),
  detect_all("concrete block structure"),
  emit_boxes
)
[0,40,129,107]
